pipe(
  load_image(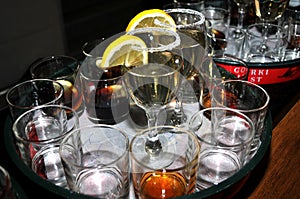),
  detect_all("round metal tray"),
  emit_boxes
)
[4,110,272,199]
